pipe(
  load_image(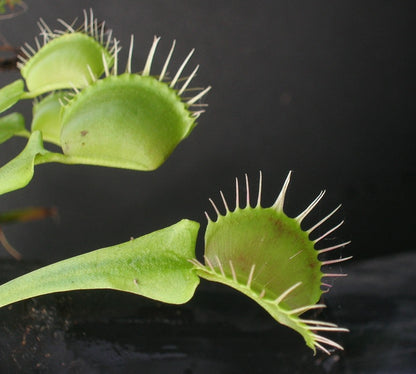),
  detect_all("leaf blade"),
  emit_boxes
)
[0,219,200,307]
